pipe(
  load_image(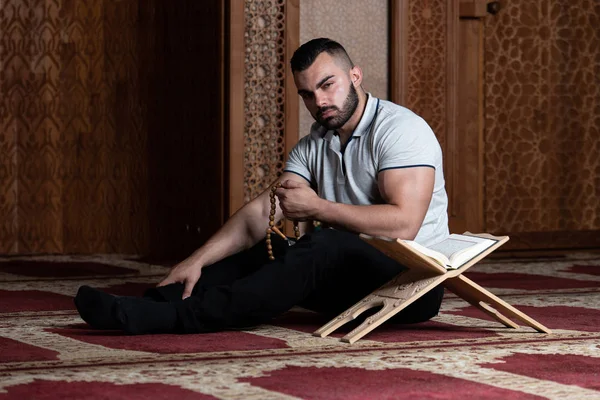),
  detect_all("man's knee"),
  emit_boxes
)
[291,229,366,267]
[299,229,368,257]
[301,228,357,243]
[144,283,185,302]
[391,285,445,324]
